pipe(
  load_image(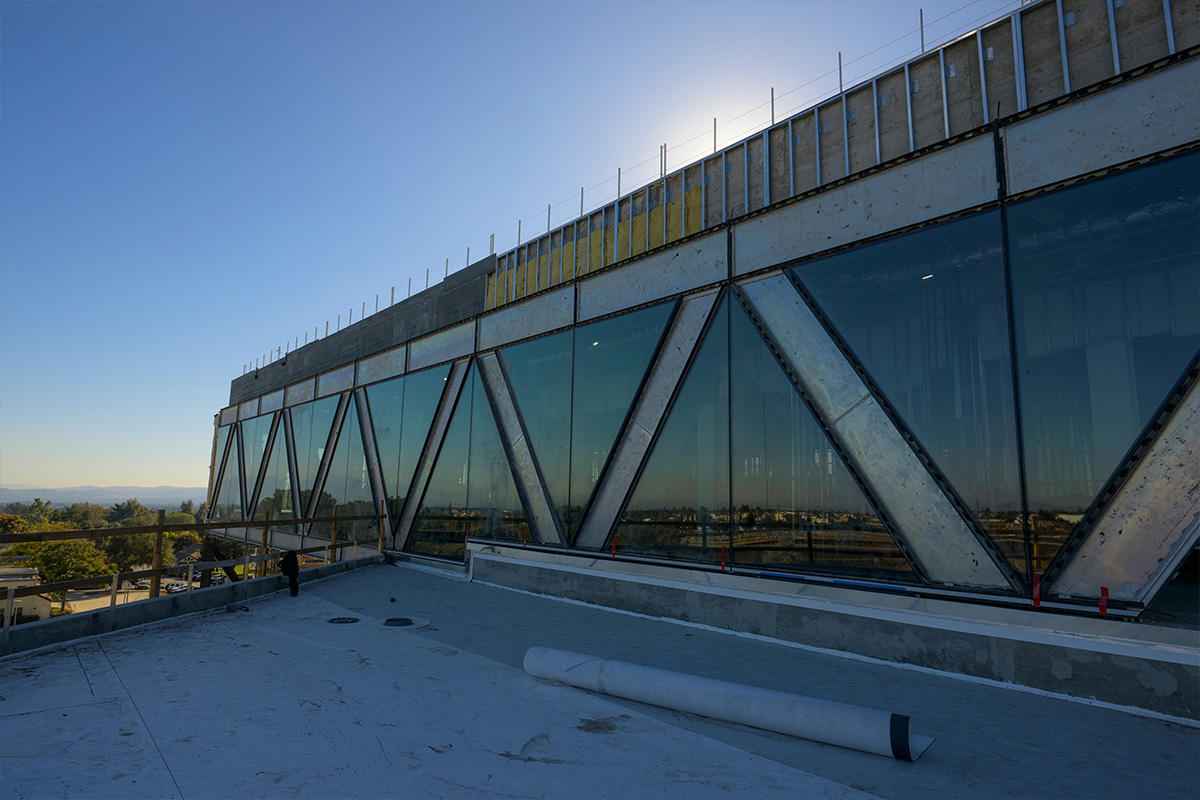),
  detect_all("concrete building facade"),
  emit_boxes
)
[210,0,1200,717]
